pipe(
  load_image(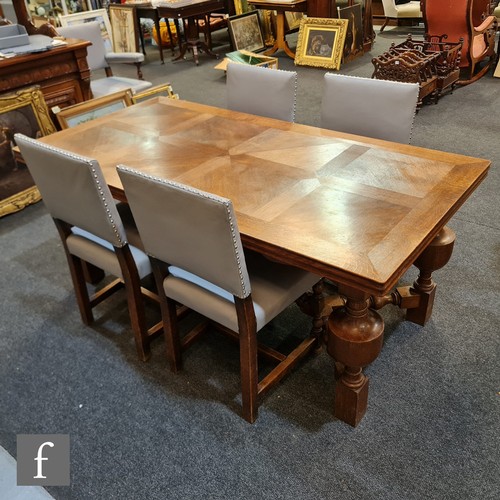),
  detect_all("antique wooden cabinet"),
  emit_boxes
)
[0,40,92,109]
[1,0,91,108]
